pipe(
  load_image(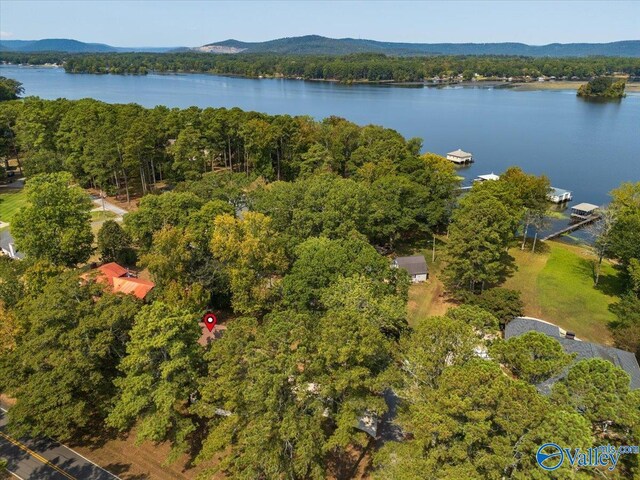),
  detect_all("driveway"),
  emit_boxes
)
[0,409,118,480]
[90,196,127,217]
